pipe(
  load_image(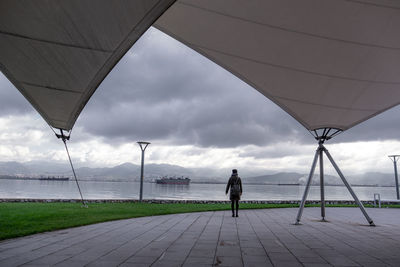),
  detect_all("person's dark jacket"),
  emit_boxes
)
[225,174,243,201]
